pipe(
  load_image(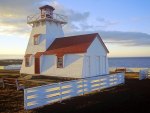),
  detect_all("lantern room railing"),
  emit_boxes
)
[27,13,67,24]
